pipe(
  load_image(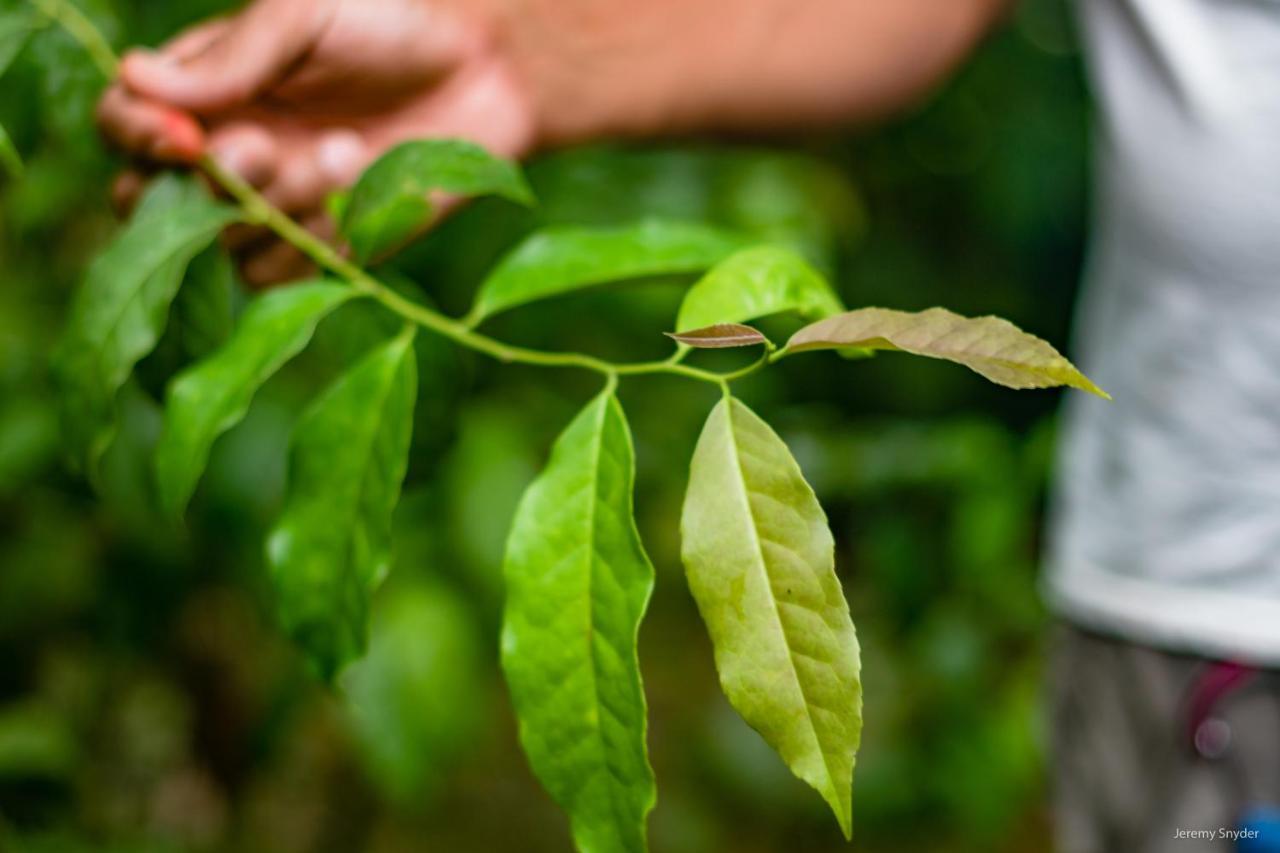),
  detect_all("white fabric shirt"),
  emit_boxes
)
[1045,0,1280,662]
